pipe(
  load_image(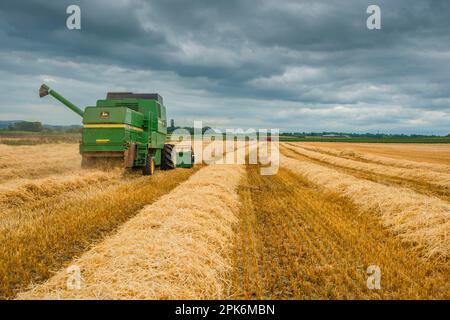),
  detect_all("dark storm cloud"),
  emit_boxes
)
[0,0,449,133]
